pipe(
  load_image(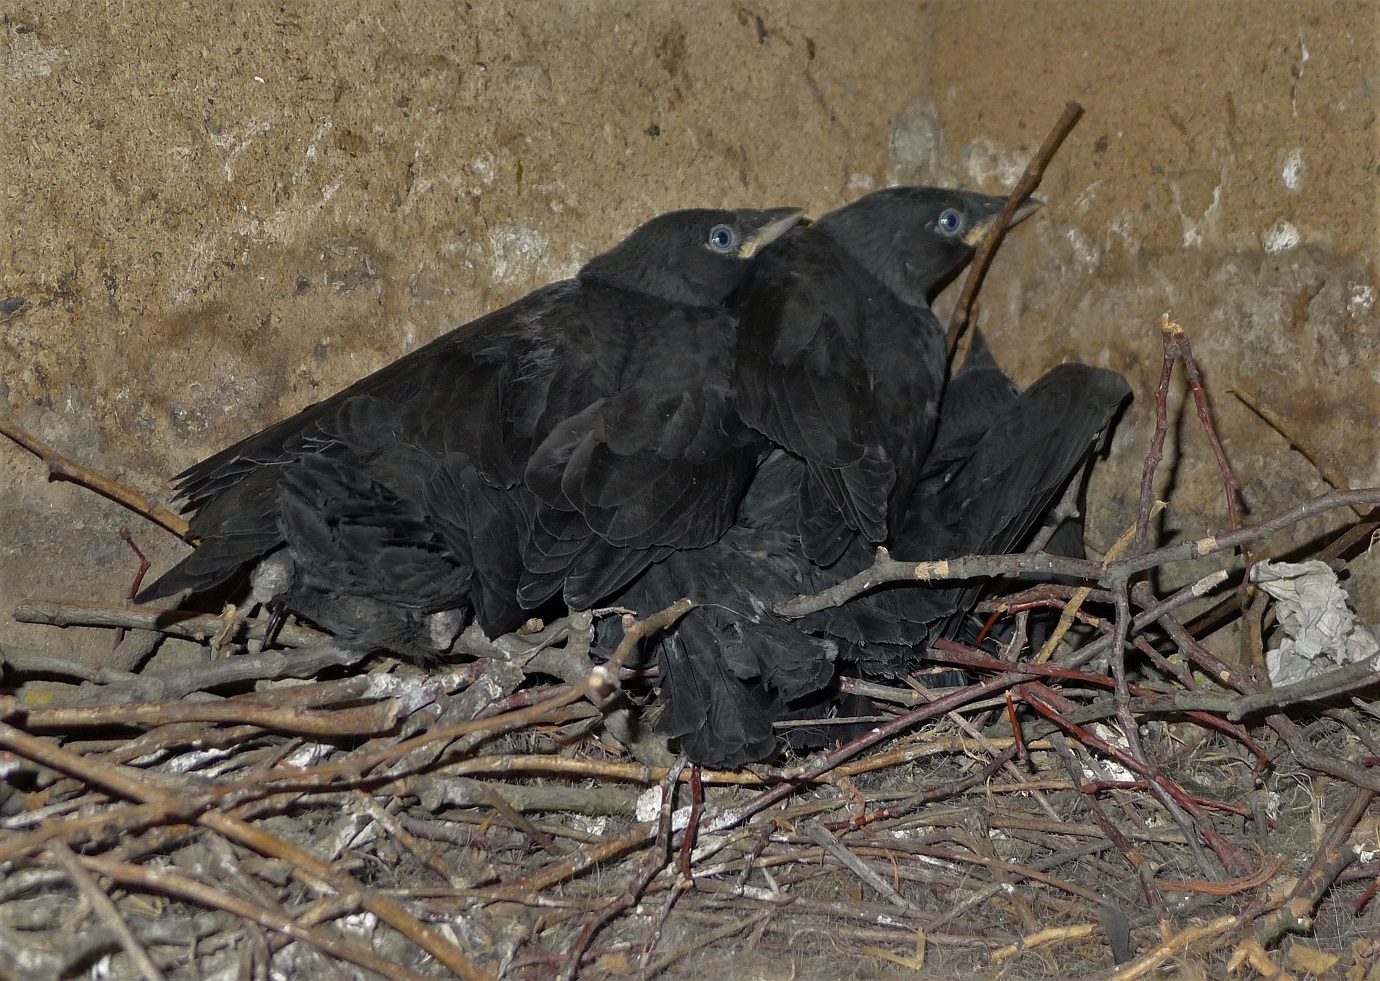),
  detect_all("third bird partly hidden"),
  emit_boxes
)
[139,186,1131,768]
